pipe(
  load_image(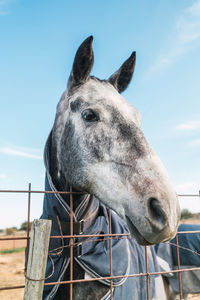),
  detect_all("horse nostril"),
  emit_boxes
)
[148,197,166,227]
